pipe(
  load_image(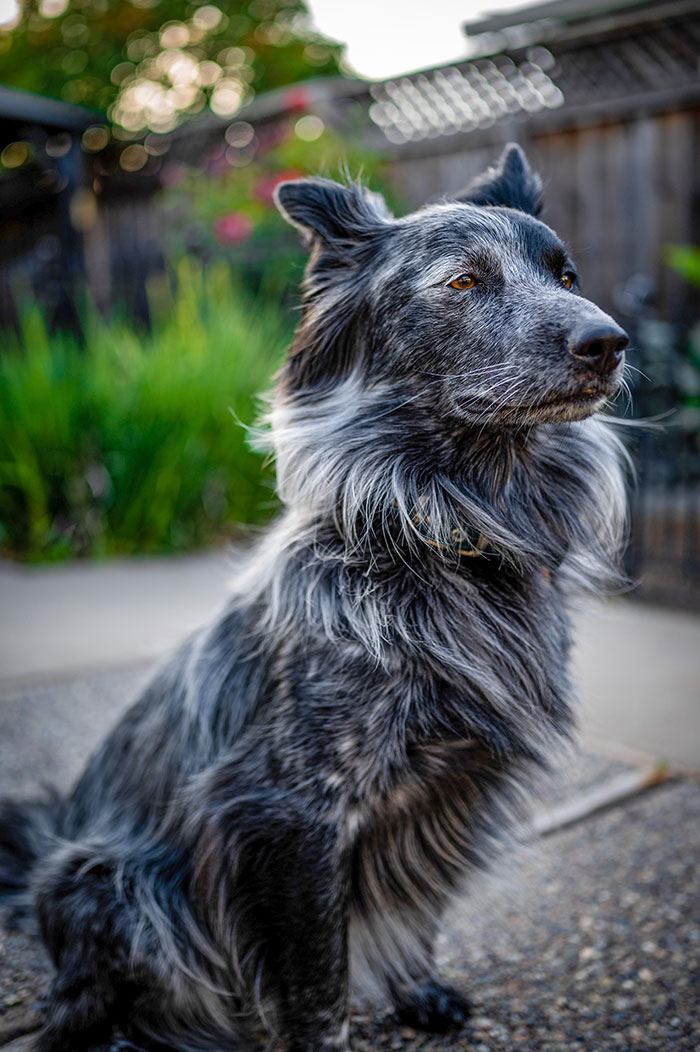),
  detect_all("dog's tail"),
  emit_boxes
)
[0,792,62,907]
